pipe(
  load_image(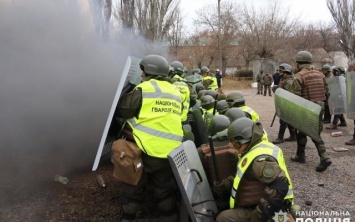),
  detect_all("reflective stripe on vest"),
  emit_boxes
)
[239,106,260,122]
[203,76,218,90]
[230,141,294,208]
[127,80,183,158]
[173,81,190,122]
